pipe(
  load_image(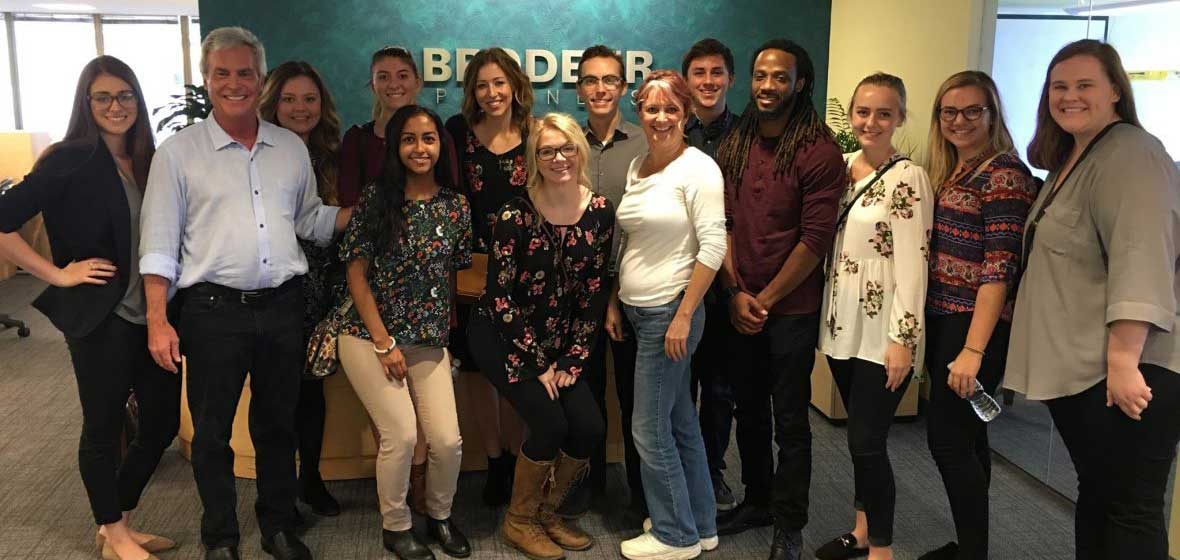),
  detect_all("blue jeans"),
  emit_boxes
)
[625,297,716,547]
